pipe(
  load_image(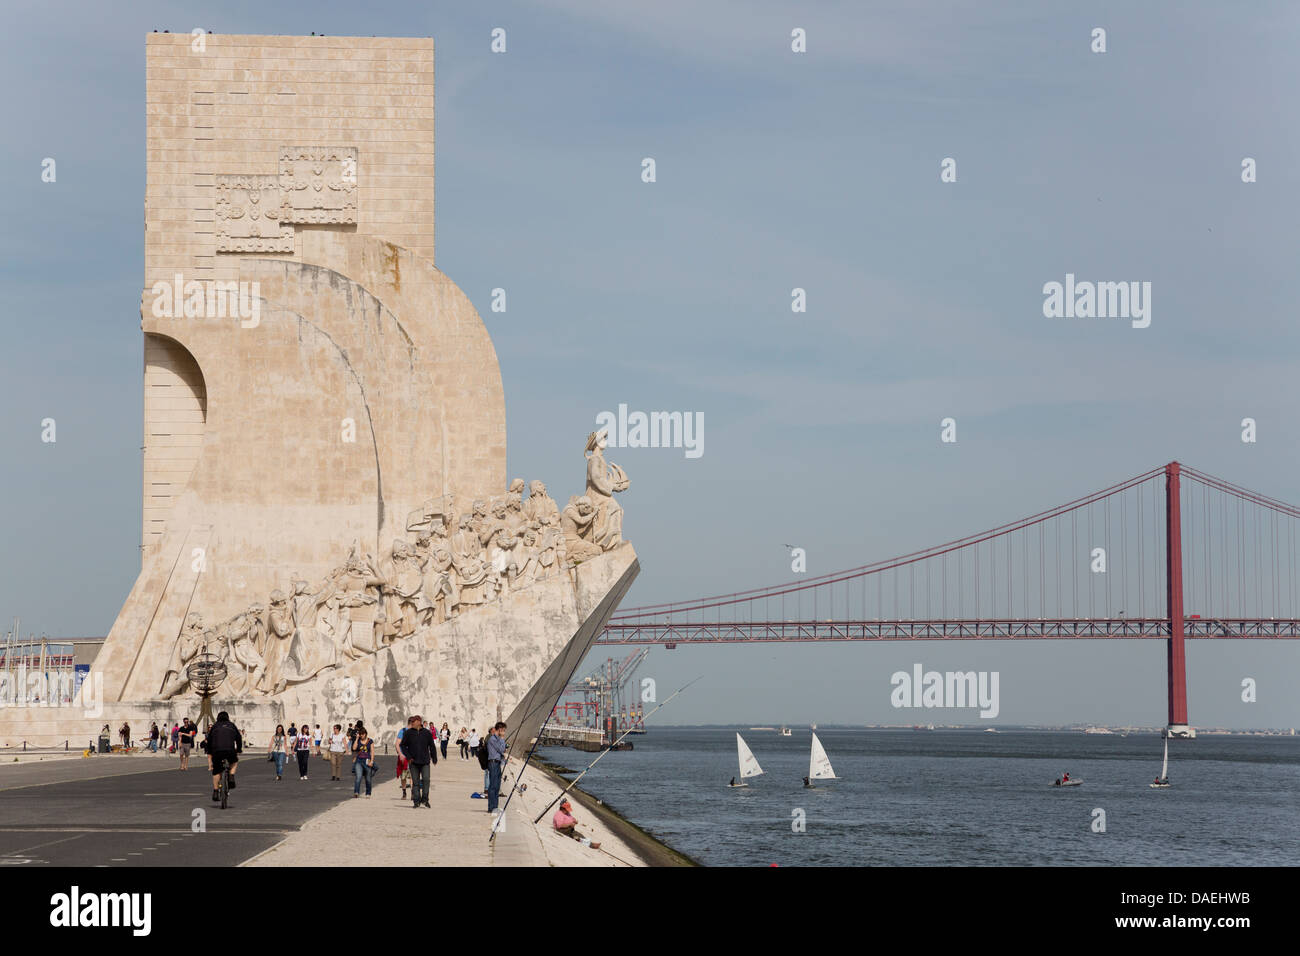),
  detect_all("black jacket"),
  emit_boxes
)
[400,726,437,765]
[205,719,242,753]
[476,737,491,770]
